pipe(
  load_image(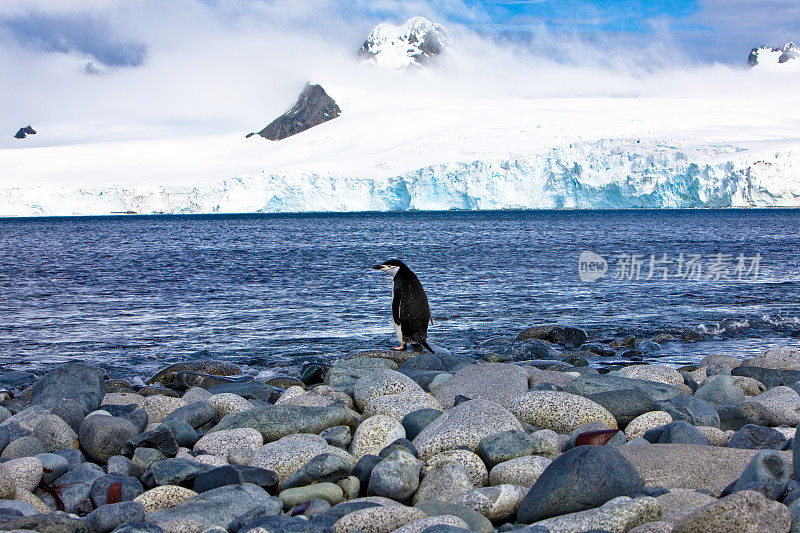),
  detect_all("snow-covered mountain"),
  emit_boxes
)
[358,17,450,70]
[747,42,800,69]
[1,86,799,216]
